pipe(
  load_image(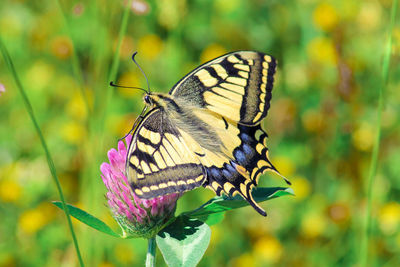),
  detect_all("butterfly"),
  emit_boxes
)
[124,51,289,216]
